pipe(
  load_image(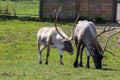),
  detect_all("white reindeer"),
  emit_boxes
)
[37,6,74,65]
[37,27,74,65]
[73,20,103,69]
[72,20,117,69]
